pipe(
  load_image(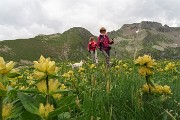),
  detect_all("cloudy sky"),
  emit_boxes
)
[0,0,180,40]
